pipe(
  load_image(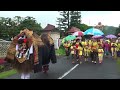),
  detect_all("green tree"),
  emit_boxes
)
[18,16,42,35]
[78,24,92,32]
[0,17,13,40]
[57,11,70,32]
[70,11,81,28]
[115,25,120,36]
[0,16,43,40]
